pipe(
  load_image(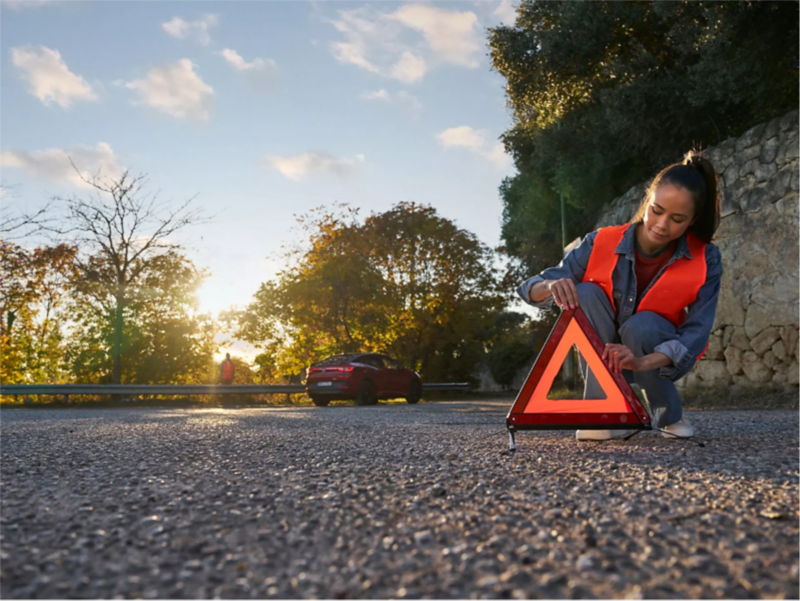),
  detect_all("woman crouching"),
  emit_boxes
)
[519,151,722,440]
